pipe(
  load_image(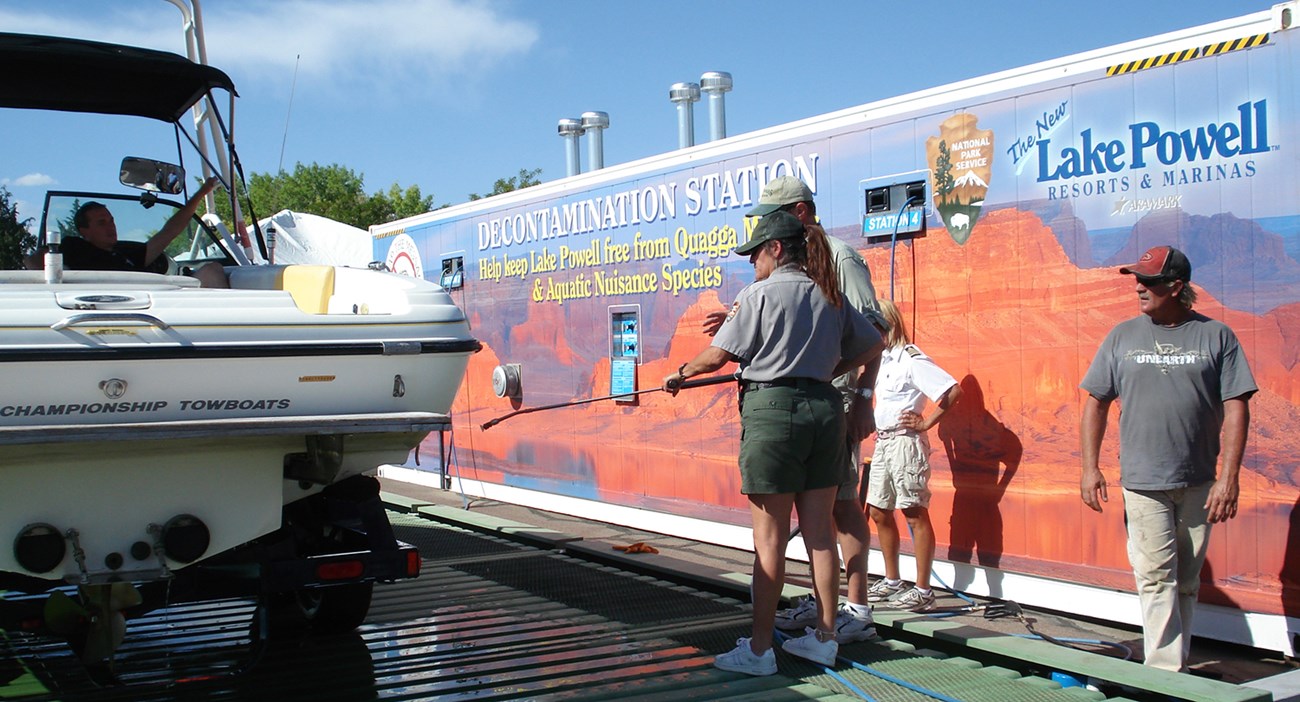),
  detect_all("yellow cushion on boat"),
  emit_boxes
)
[282,265,335,314]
